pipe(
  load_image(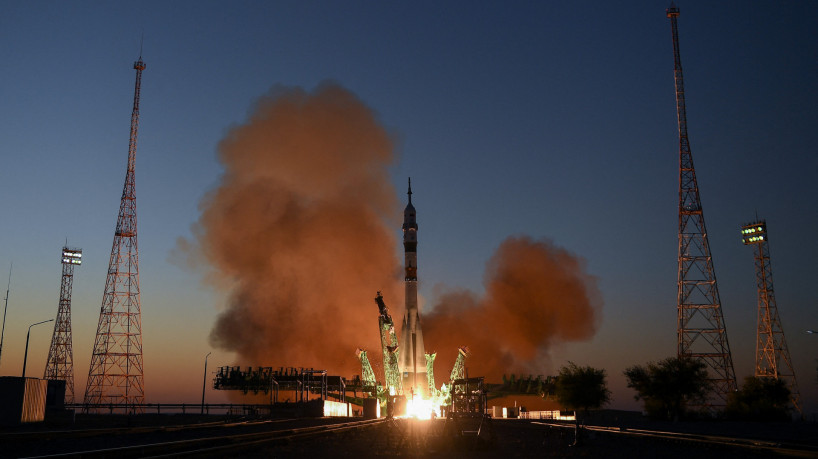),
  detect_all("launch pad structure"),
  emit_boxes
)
[355,181,478,412]
[213,366,345,404]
